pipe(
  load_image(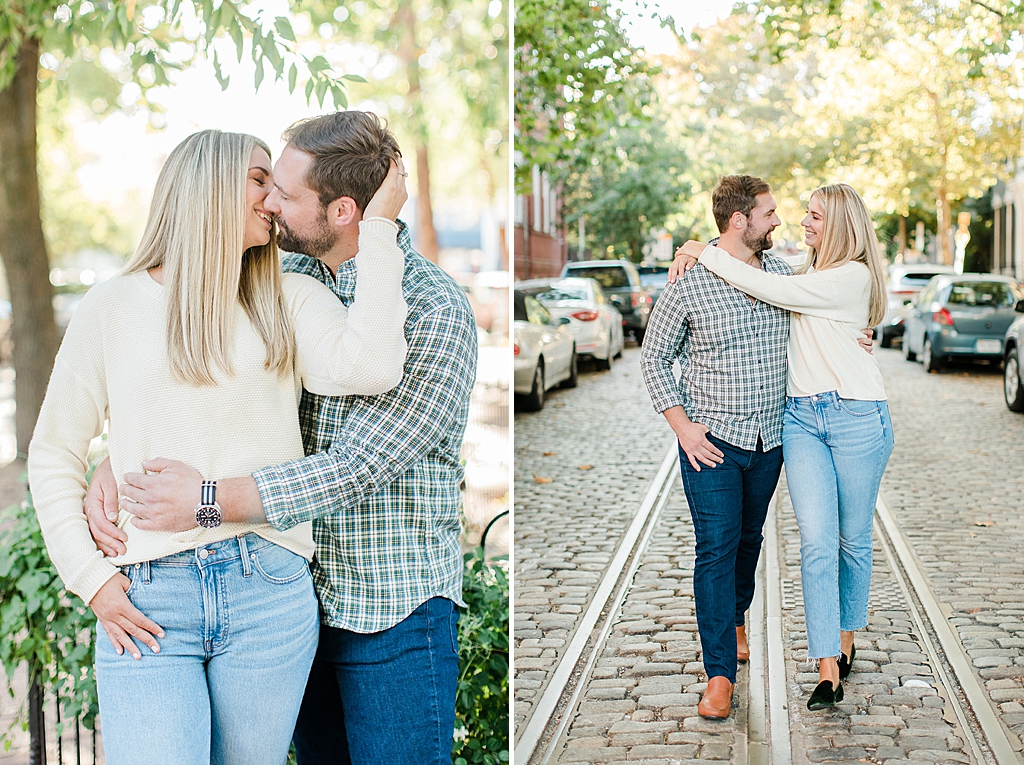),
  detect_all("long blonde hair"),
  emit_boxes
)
[123,130,294,385]
[799,183,887,327]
